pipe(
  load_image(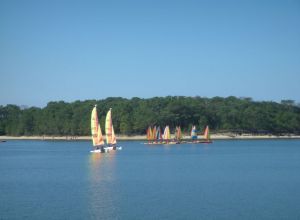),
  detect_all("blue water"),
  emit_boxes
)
[1,140,300,220]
